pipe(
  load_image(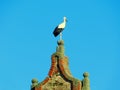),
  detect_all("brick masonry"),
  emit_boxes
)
[31,40,90,90]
